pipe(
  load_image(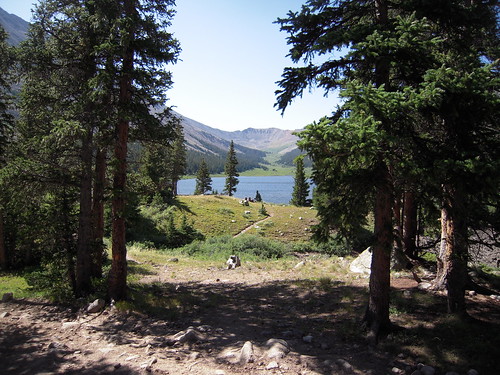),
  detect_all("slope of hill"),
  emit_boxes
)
[0,7,29,45]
